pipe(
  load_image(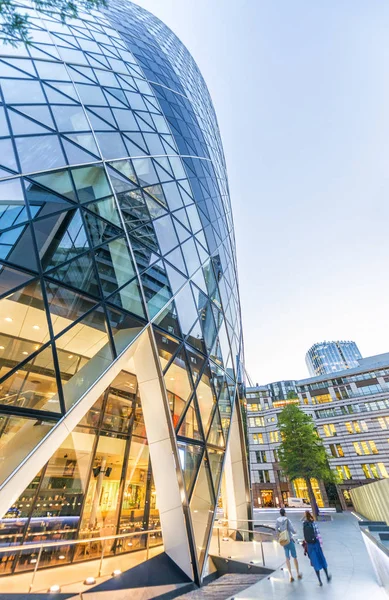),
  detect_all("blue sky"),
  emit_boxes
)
[134,0,389,383]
